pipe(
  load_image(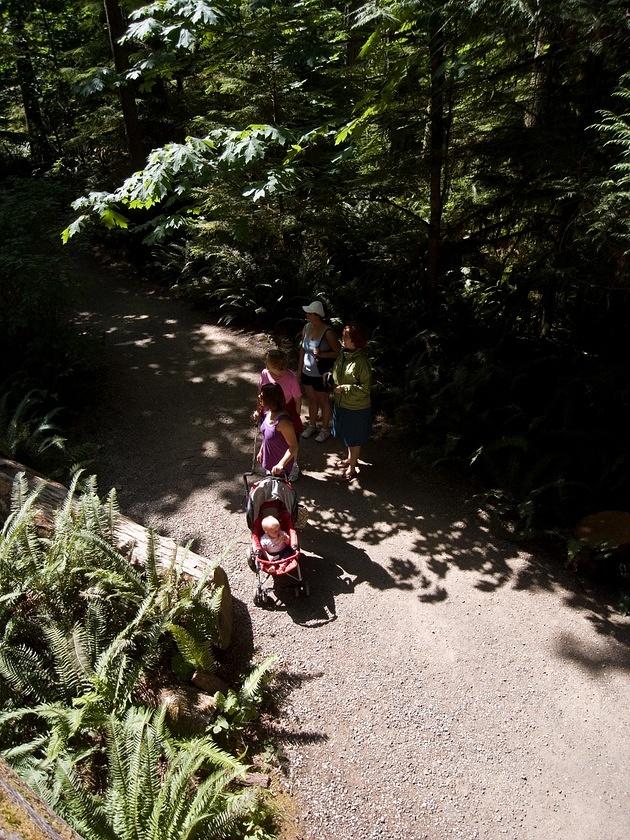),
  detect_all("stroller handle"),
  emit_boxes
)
[243,471,292,491]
